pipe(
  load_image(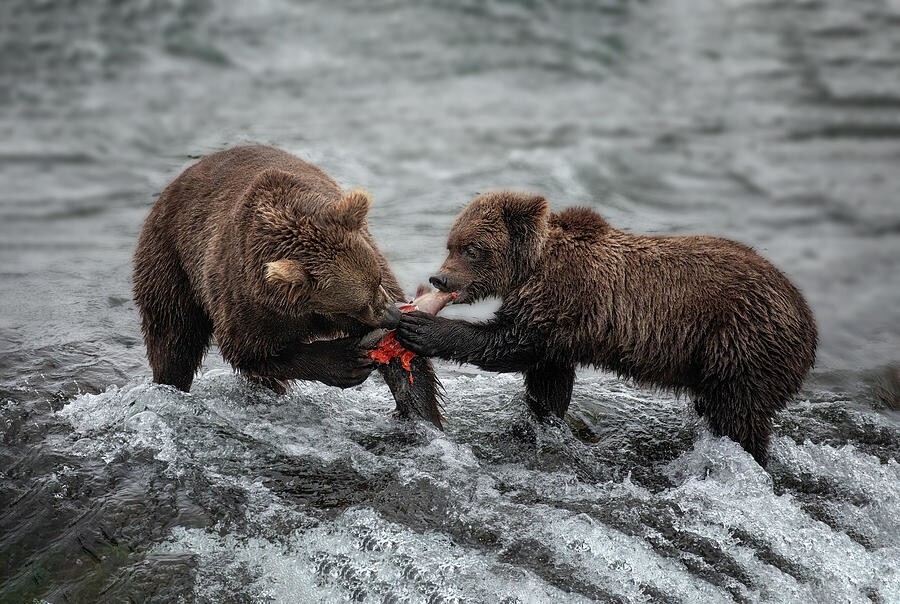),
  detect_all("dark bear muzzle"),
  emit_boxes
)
[378,303,402,329]
[429,274,452,292]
